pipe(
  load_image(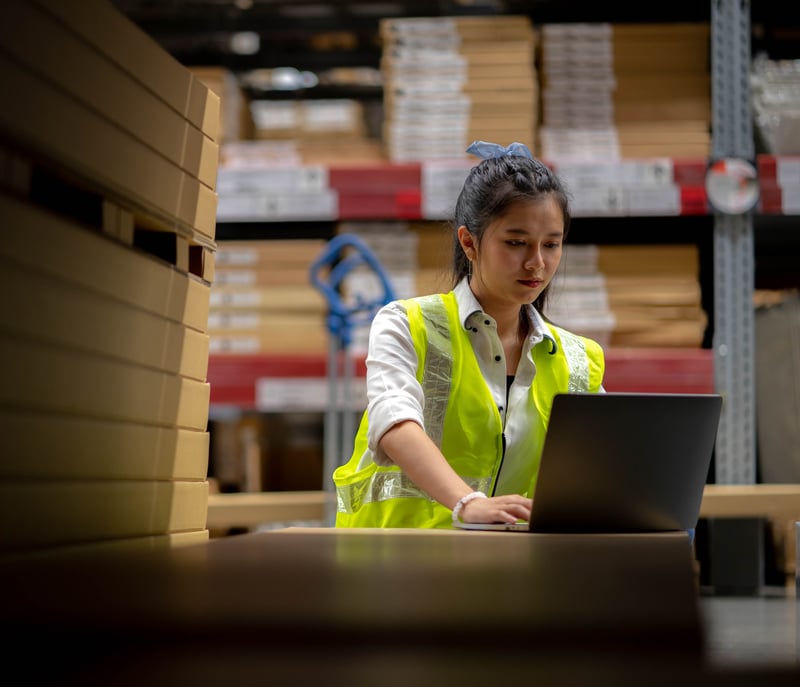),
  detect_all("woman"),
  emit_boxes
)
[333,141,605,528]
